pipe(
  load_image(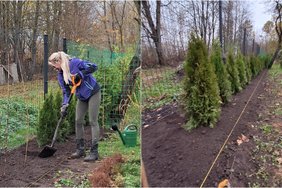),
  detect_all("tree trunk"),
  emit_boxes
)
[103,1,113,63]
[13,1,24,82]
[142,0,164,66]
[53,1,62,52]
[29,0,40,81]
[0,2,10,66]
[268,0,282,69]
[268,44,281,68]
[112,1,126,52]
